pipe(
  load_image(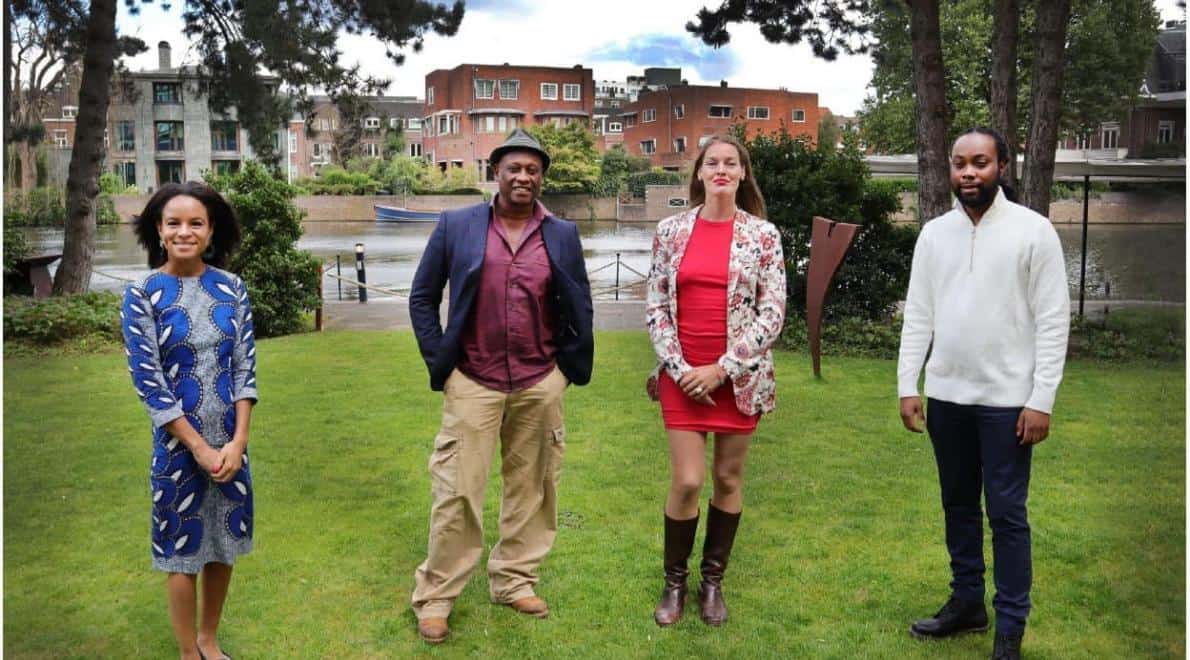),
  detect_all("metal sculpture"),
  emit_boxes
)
[806,216,860,377]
